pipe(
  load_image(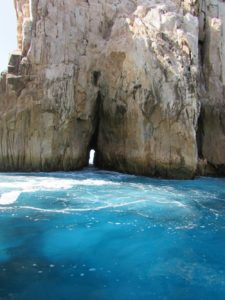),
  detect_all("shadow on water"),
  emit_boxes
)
[0,171,225,299]
[0,215,108,300]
